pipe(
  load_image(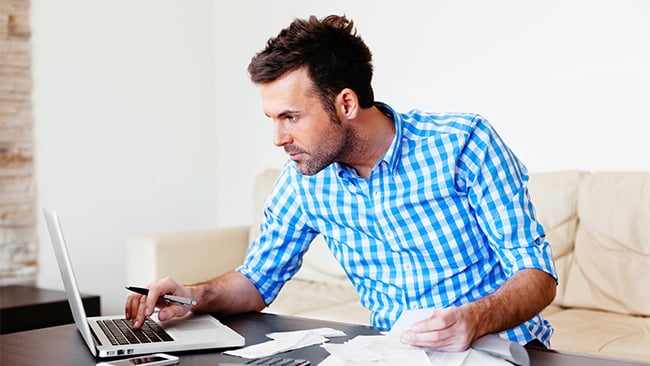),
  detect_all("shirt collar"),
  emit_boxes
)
[375,102,402,173]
